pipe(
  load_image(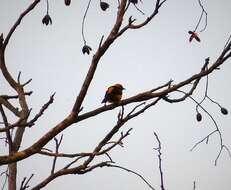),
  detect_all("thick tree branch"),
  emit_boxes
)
[72,0,127,113]
[0,41,230,165]
[32,101,159,189]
